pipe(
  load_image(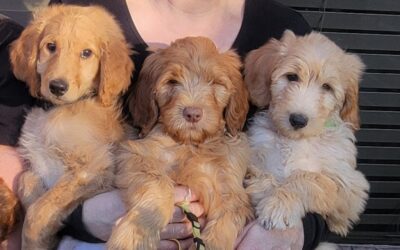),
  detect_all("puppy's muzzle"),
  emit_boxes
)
[289,113,308,129]
[49,79,69,97]
[183,107,203,123]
